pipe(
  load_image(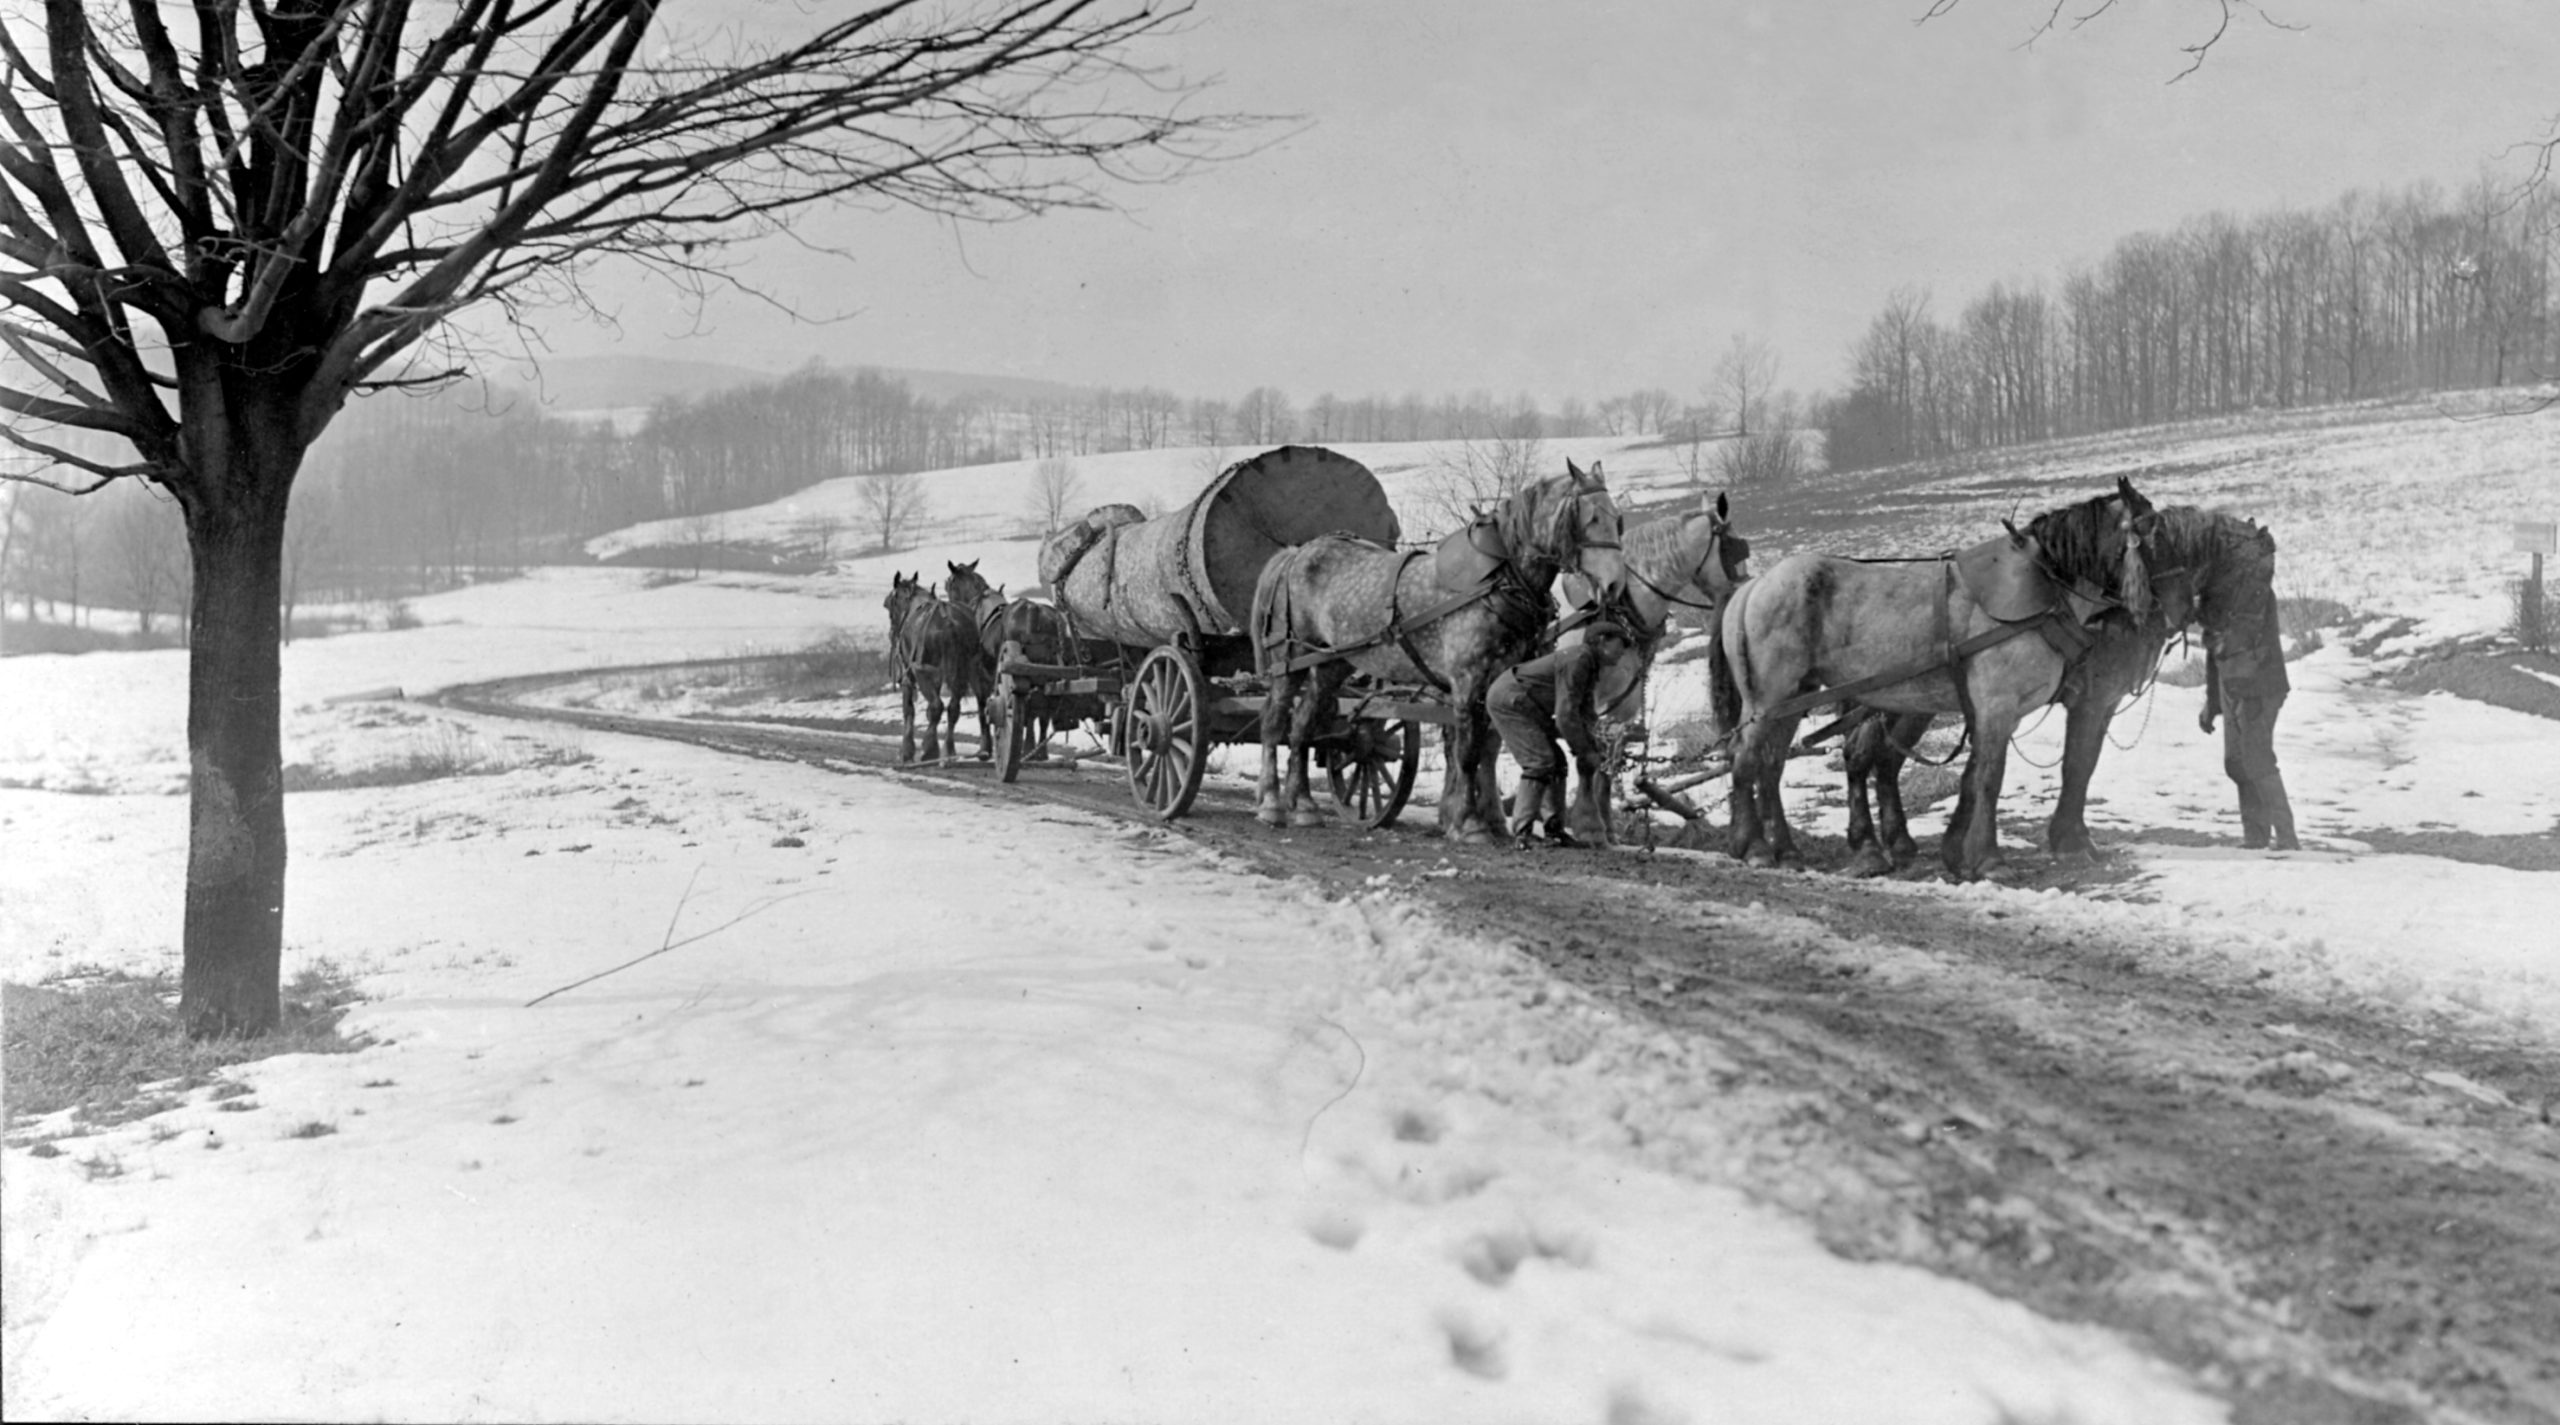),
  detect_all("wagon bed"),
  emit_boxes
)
[992,446,1448,824]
